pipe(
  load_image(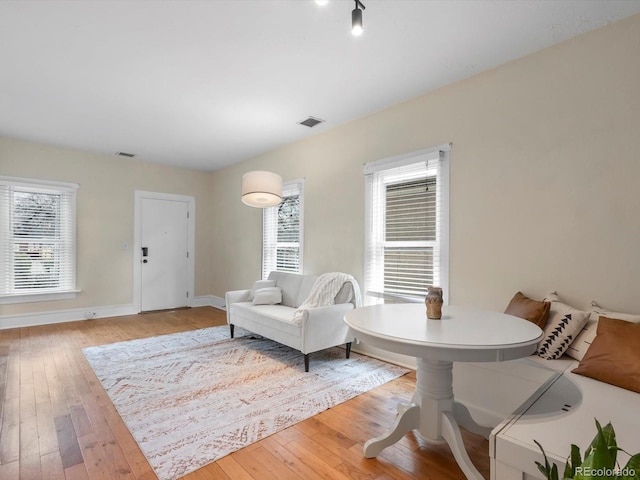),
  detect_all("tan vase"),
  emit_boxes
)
[425,287,443,319]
